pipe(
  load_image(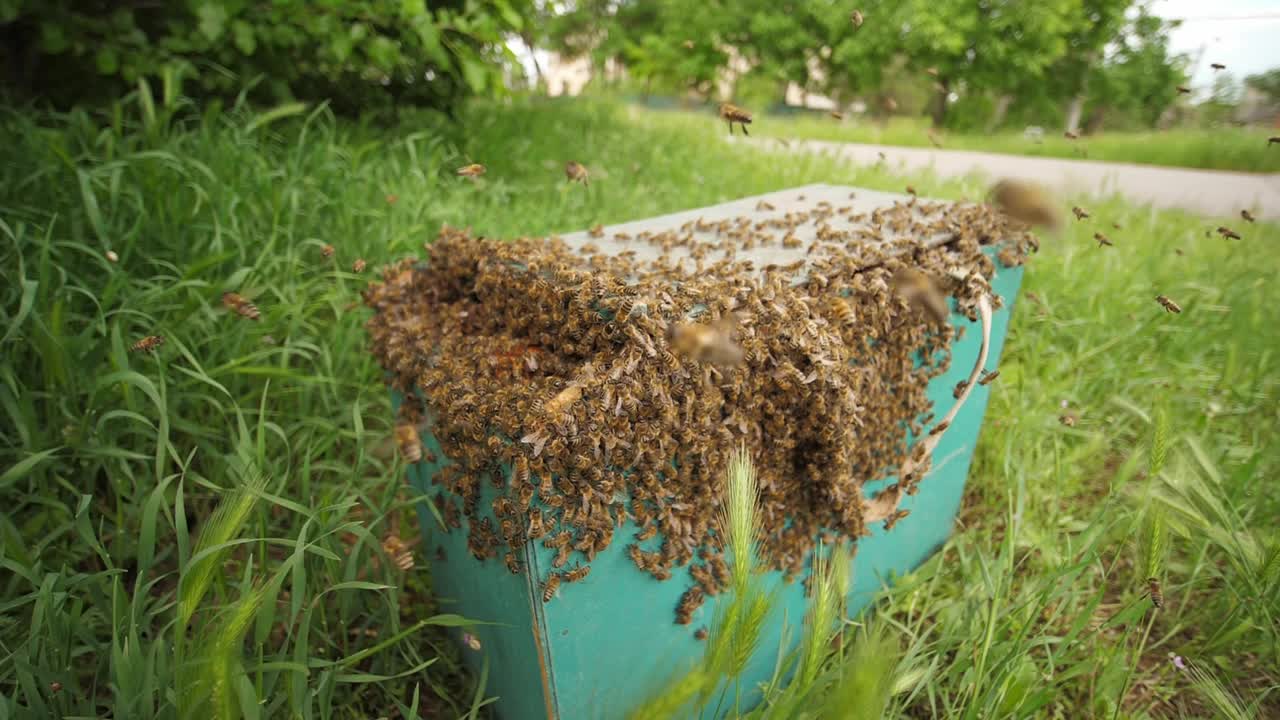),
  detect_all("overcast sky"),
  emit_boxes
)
[1152,0,1280,88]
